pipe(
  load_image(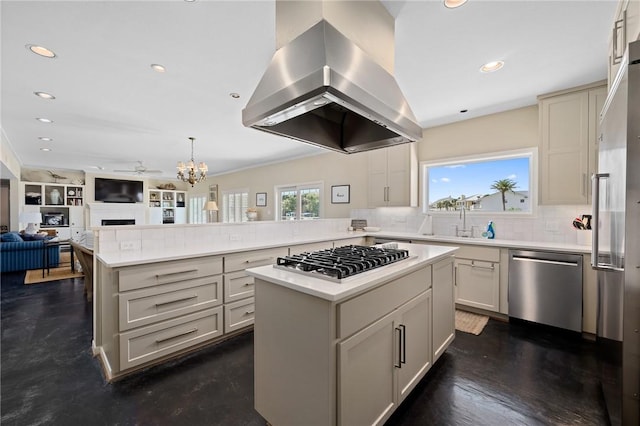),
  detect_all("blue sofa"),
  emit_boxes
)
[0,235,60,273]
